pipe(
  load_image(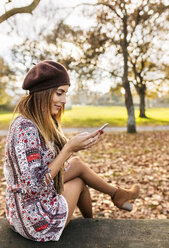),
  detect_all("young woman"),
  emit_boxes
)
[4,61,139,242]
